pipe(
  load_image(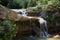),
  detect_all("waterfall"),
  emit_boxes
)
[11,9,27,16]
[38,17,51,38]
[11,9,51,38]
[19,9,27,16]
